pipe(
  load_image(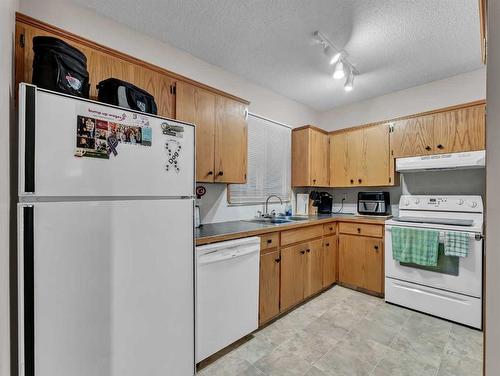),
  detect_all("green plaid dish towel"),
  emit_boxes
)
[444,231,470,257]
[392,227,440,266]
